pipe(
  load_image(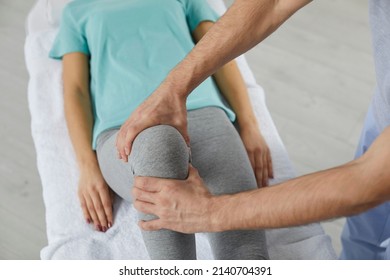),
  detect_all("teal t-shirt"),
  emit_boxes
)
[50,0,235,149]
